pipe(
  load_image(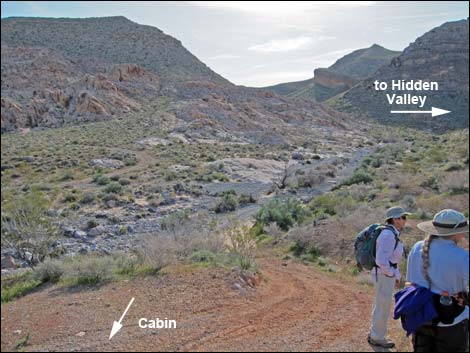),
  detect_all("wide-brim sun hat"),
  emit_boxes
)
[385,206,411,222]
[417,209,469,236]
